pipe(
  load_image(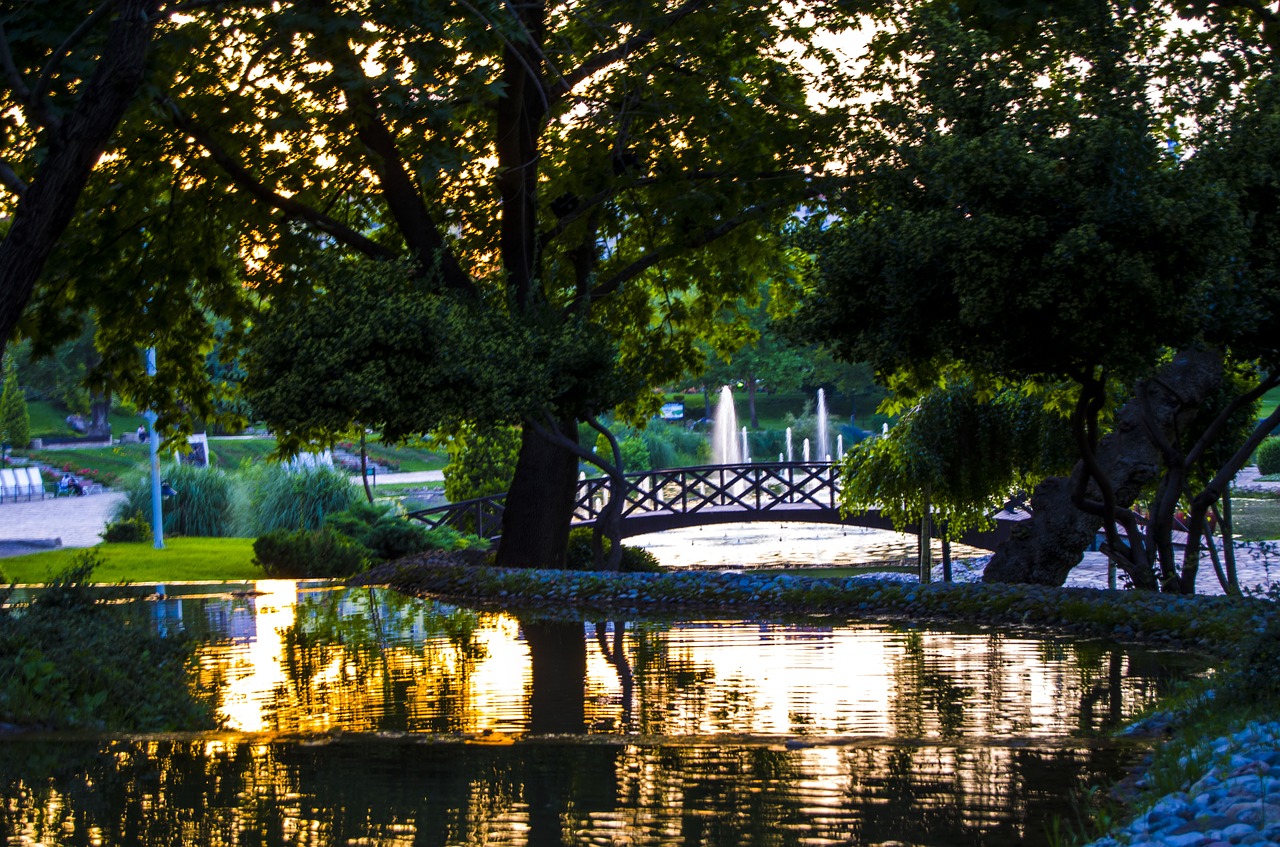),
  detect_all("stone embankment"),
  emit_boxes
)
[357,553,1271,653]
[1088,722,1280,847]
